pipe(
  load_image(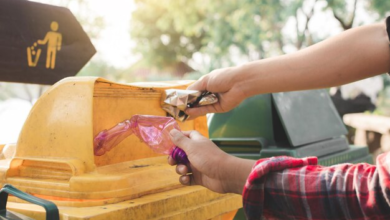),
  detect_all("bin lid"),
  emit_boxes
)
[209,89,347,149]
[272,89,347,146]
